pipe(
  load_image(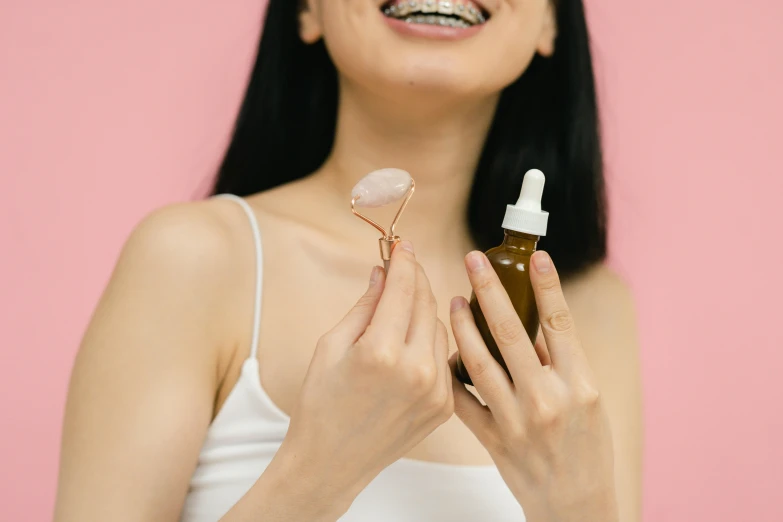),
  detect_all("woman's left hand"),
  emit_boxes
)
[450,250,618,522]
